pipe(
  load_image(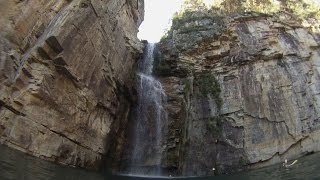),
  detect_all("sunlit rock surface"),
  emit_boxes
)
[0,0,144,169]
[155,11,320,176]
